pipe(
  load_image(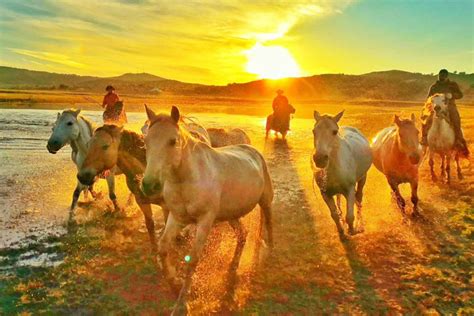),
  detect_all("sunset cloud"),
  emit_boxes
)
[0,0,472,84]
